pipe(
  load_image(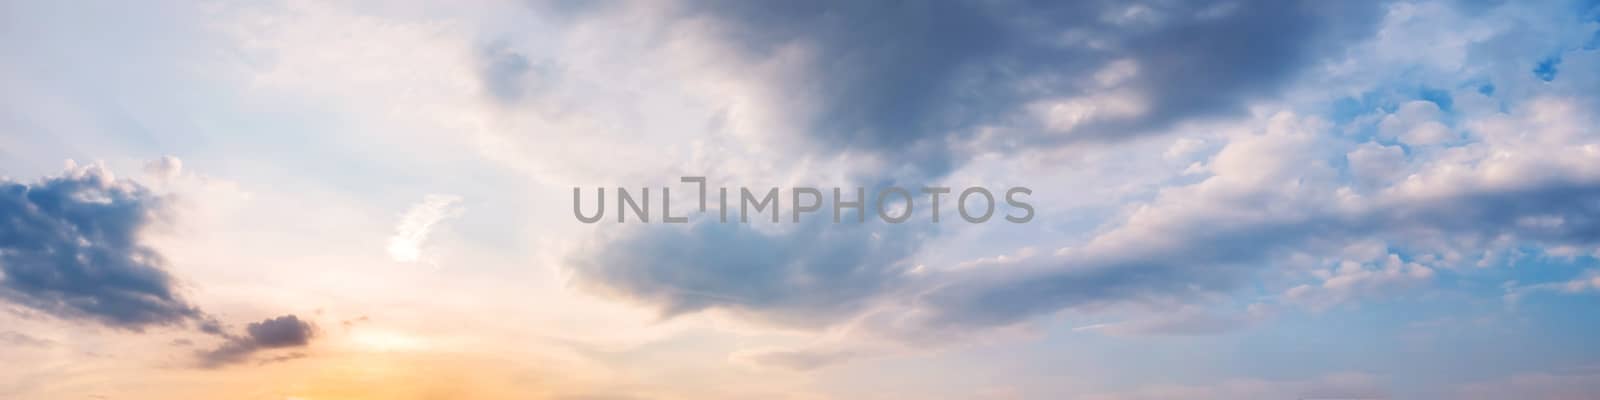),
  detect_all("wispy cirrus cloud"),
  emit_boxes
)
[387,194,464,264]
